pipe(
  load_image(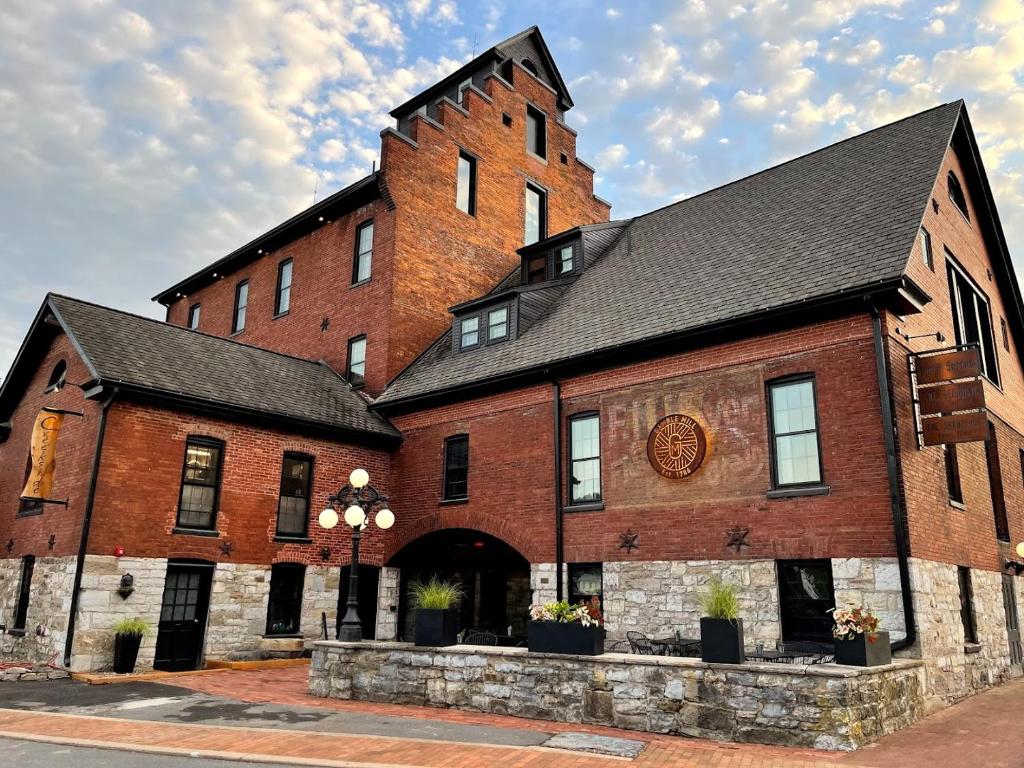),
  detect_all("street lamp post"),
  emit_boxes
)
[318,468,394,642]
